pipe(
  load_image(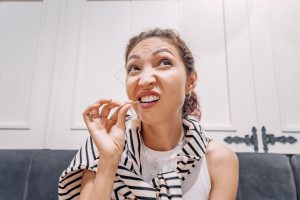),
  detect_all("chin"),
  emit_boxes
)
[138,113,161,125]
